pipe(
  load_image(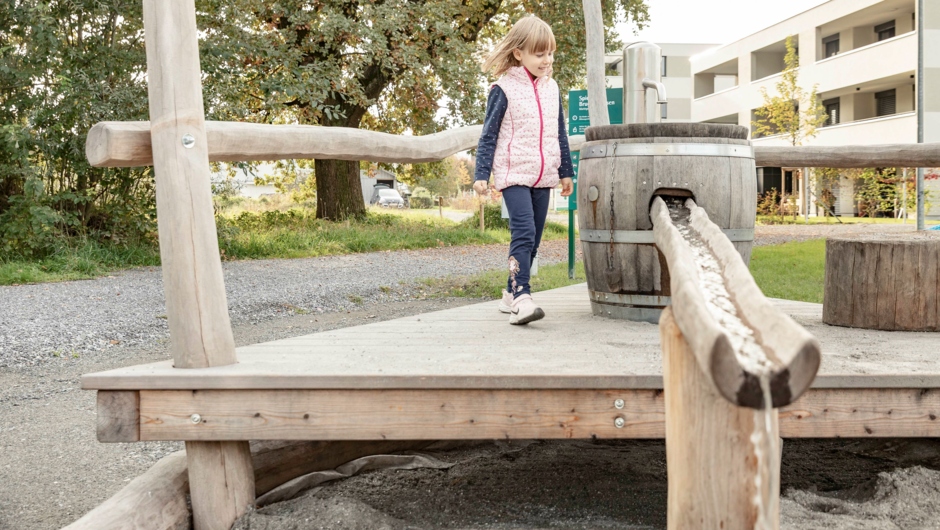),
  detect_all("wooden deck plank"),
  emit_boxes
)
[135,387,940,441]
[82,284,940,391]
